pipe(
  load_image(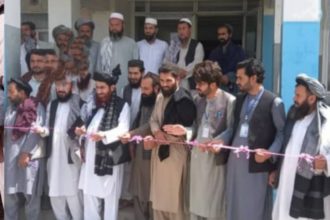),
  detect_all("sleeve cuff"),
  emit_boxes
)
[324,154,330,177]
